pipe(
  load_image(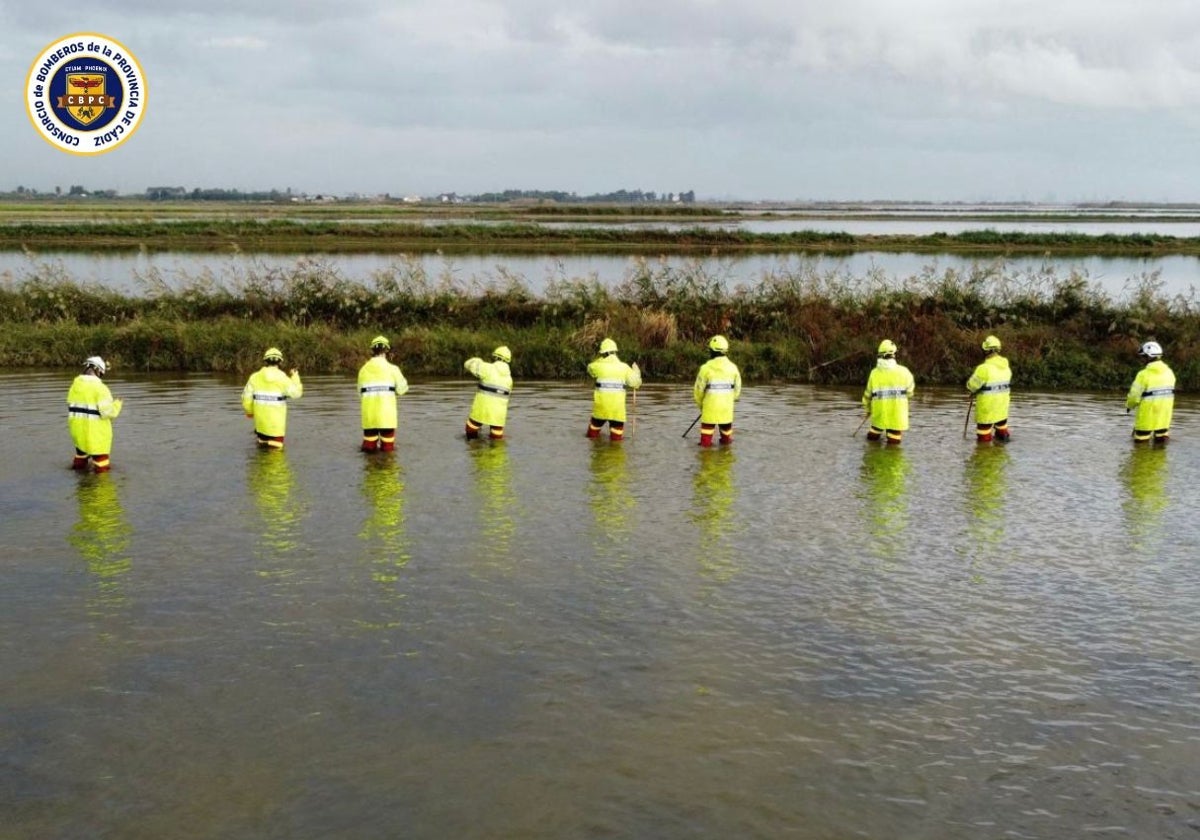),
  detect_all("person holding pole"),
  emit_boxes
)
[862,339,915,445]
[67,356,123,472]
[358,335,409,452]
[586,338,641,441]
[693,335,741,447]
[966,335,1012,443]
[1126,340,1175,444]
[242,347,303,449]
[464,346,513,440]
